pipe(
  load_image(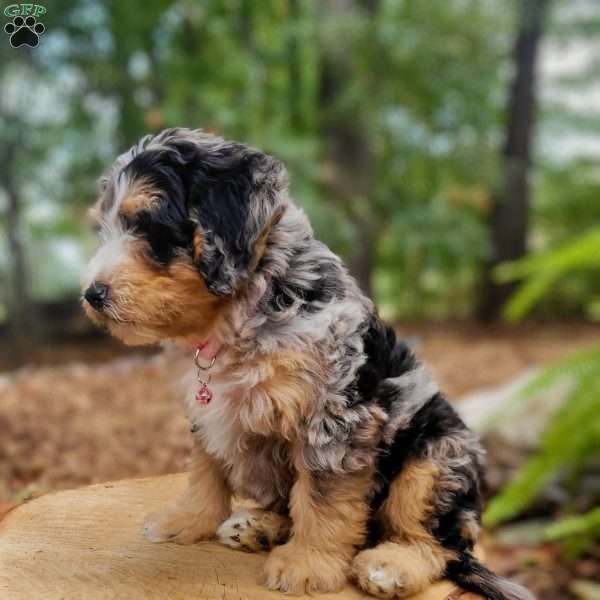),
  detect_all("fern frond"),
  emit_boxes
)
[484,373,600,526]
[503,273,556,323]
[497,228,600,282]
[481,343,600,431]
[545,508,600,541]
[496,228,600,321]
[518,343,600,398]
[488,228,600,544]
